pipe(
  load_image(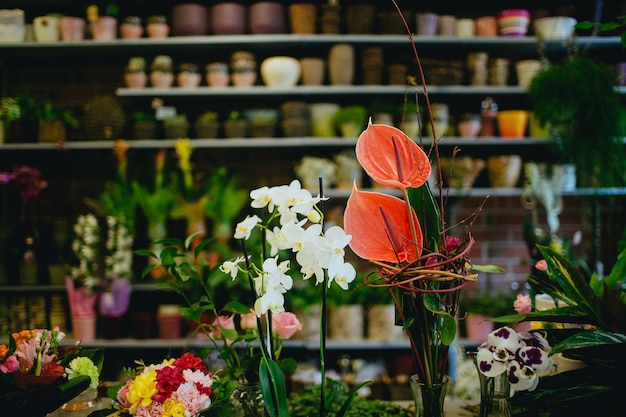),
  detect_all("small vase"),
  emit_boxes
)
[231,382,265,417]
[71,316,96,342]
[57,388,100,417]
[409,375,448,417]
[474,359,512,417]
